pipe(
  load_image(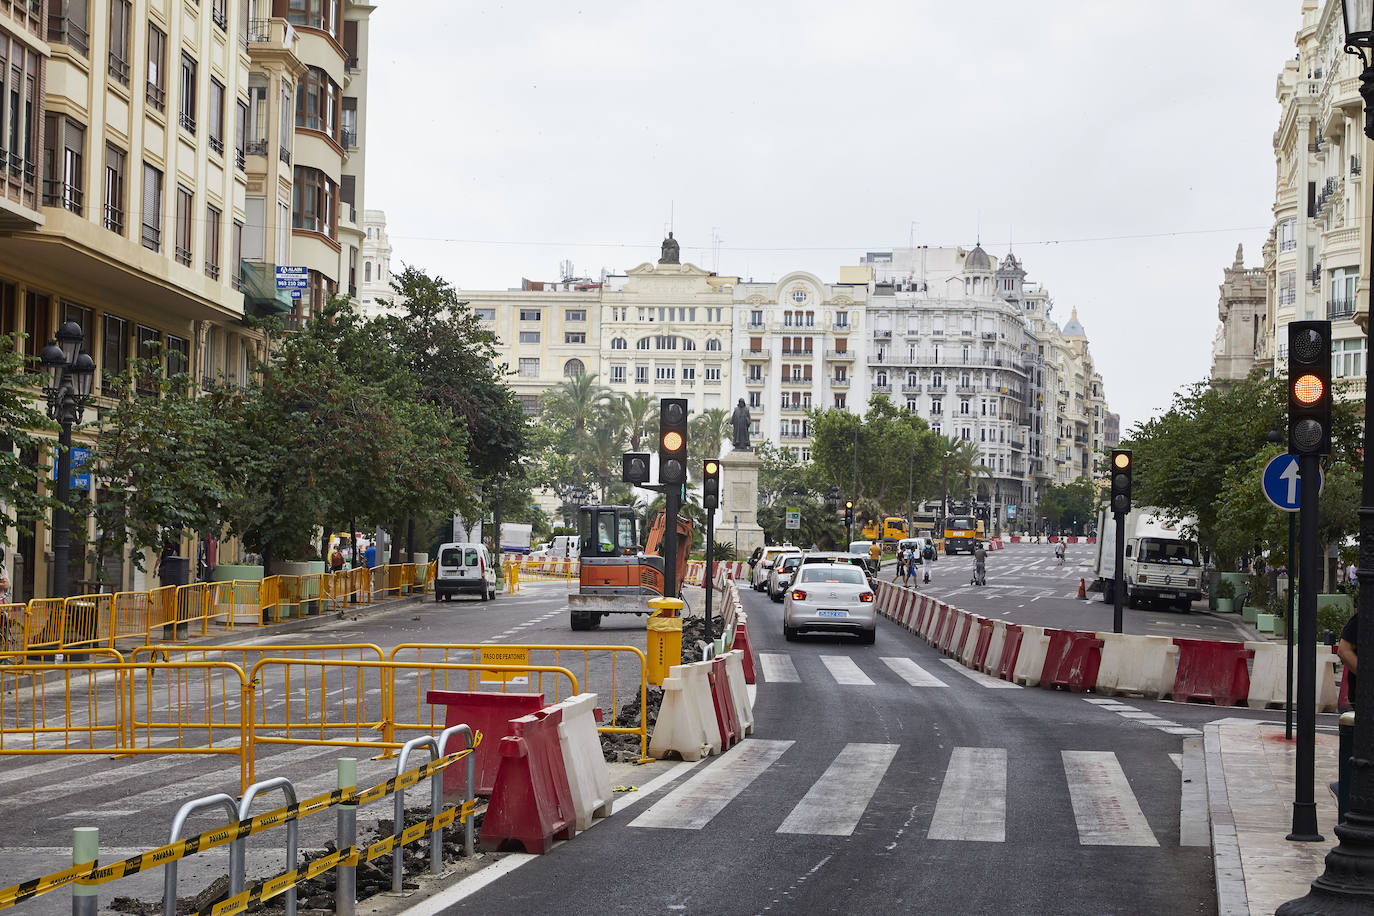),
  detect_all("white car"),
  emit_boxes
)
[752,546,794,591]
[783,562,876,644]
[434,542,497,601]
[767,553,803,602]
